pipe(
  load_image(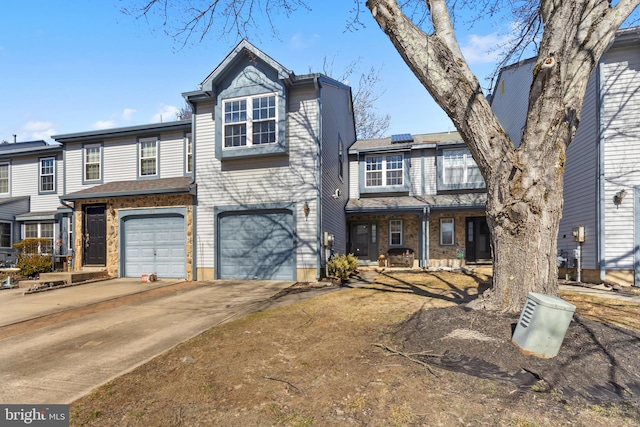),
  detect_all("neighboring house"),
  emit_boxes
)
[0,140,66,265]
[52,120,194,279]
[346,132,488,268]
[184,40,355,281]
[51,40,355,282]
[491,26,640,286]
